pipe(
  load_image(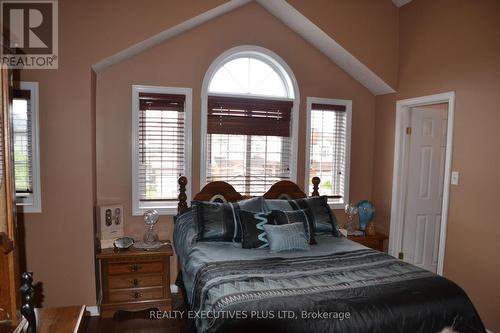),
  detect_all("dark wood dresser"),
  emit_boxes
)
[348,232,388,252]
[96,245,173,318]
[0,305,85,333]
